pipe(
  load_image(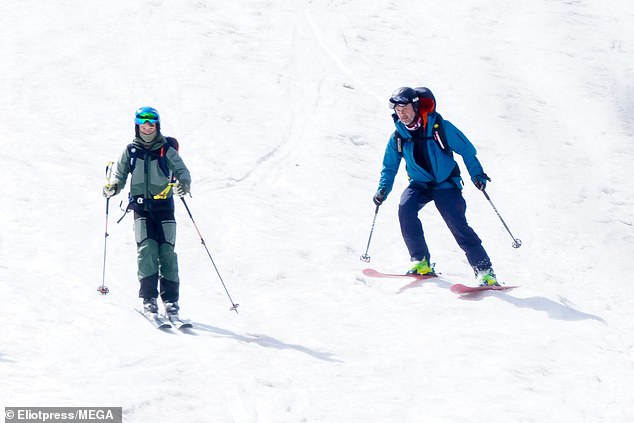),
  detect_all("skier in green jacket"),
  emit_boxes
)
[103,107,191,318]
